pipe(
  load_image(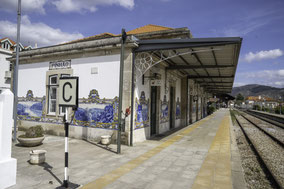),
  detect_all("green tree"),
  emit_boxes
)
[236,93,244,101]
[236,93,245,106]
[275,106,284,114]
[253,105,261,111]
